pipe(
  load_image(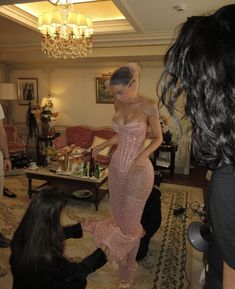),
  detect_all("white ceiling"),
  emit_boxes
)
[0,0,234,65]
